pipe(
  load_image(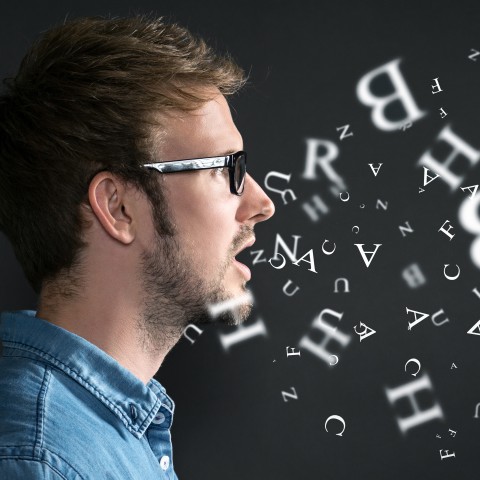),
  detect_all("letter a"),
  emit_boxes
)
[467,319,480,335]
[423,166,440,186]
[354,244,382,267]
[292,249,318,273]
[369,163,383,176]
[354,322,376,342]
[406,307,430,330]
[461,184,479,199]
